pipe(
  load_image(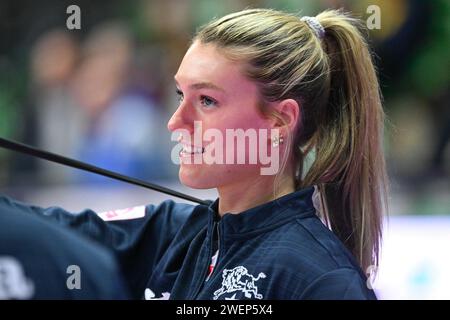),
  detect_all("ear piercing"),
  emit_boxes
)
[272,134,284,148]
